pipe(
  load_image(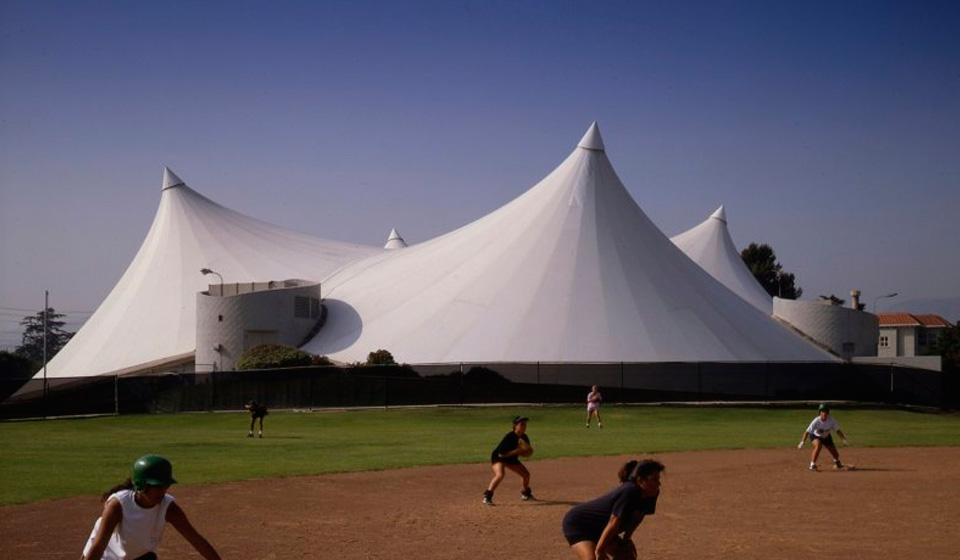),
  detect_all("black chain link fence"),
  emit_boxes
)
[1,361,951,420]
